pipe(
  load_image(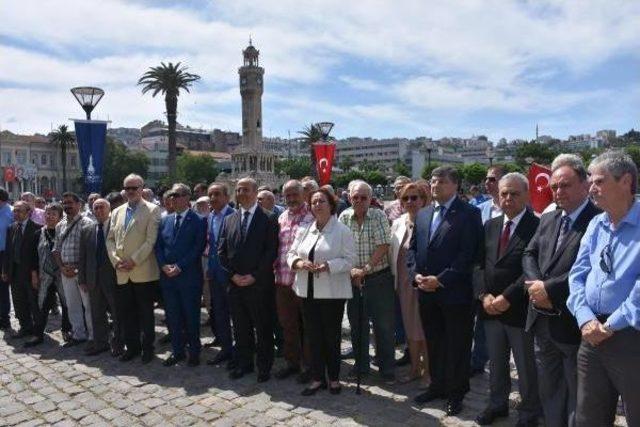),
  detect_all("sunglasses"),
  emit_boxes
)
[600,244,613,275]
[401,195,419,202]
[123,186,140,191]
